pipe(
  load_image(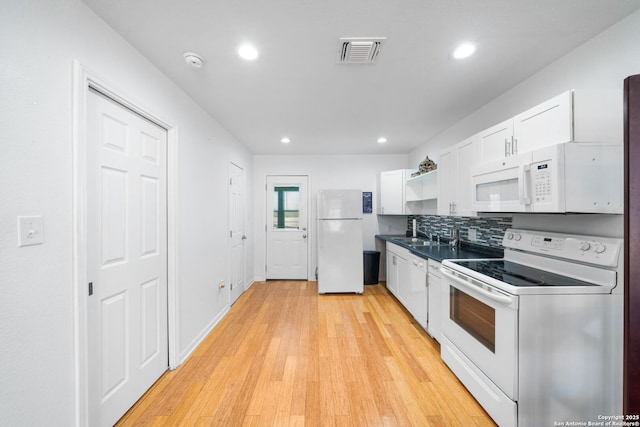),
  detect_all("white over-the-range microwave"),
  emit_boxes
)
[471,142,622,213]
